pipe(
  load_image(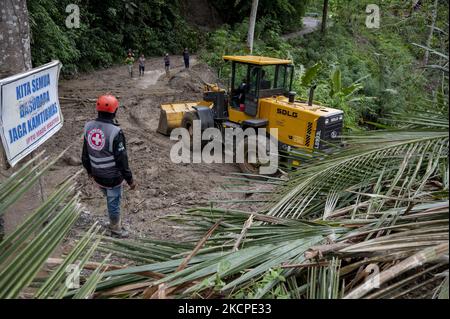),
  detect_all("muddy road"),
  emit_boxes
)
[2,56,271,241]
